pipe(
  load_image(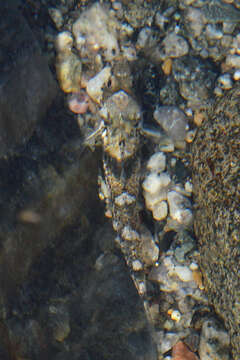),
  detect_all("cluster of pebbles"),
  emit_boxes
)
[48,0,239,359]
